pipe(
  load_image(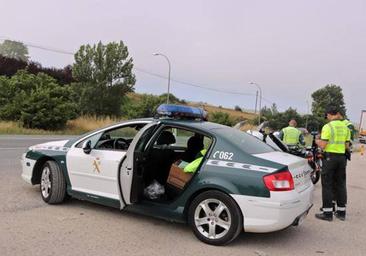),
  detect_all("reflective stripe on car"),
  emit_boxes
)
[206,159,277,173]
